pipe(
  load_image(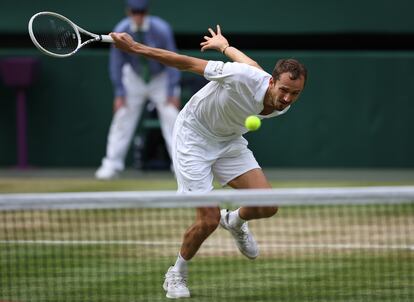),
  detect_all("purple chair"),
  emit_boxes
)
[0,57,39,169]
